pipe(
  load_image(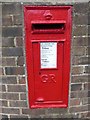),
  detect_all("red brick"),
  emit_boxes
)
[88,91,90,97]
[72,47,86,56]
[2,93,19,100]
[0,58,1,67]
[48,113,79,118]
[2,27,22,37]
[84,82,90,90]
[7,85,26,92]
[22,108,45,115]
[73,26,88,36]
[74,14,88,25]
[2,100,8,107]
[2,115,8,119]
[2,76,17,84]
[0,67,4,75]
[2,37,14,47]
[79,57,90,65]
[10,115,28,118]
[71,90,88,99]
[17,56,24,66]
[70,99,80,106]
[86,47,90,55]
[88,105,90,111]
[13,15,22,25]
[0,48,1,55]
[20,93,26,100]
[5,67,25,75]
[86,111,90,118]
[70,105,88,113]
[2,108,20,114]
[71,75,89,83]
[46,108,68,114]
[84,66,90,74]
[21,108,32,114]
[72,66,84,75]
[2,47,23,56]
[73,37,88,46]
[89,25,90,35]
[71,84,82,91]
[81,112,89,118]
[89,37,90,45]
[0,85,6,92]
[72,56,80,65]
[2,58,16,66]
[78,91,88,98]
[15,37,23,46]
[2,15,13,26]
[74,3,88,14]
[82,98,89,105]
[71,92,78,98]
[2,3,22,15]
[18,77,26,84]
[9,101,27,107]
